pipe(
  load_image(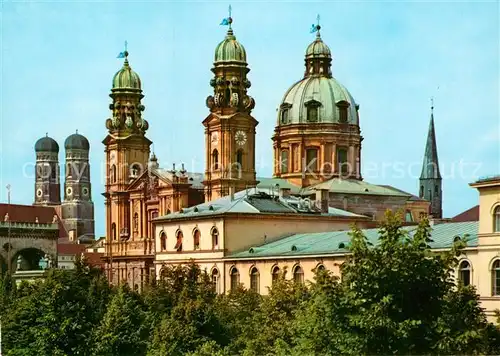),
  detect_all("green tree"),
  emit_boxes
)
[2,262,111,356]
[93,284,148,356]
[147,264,228,356]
